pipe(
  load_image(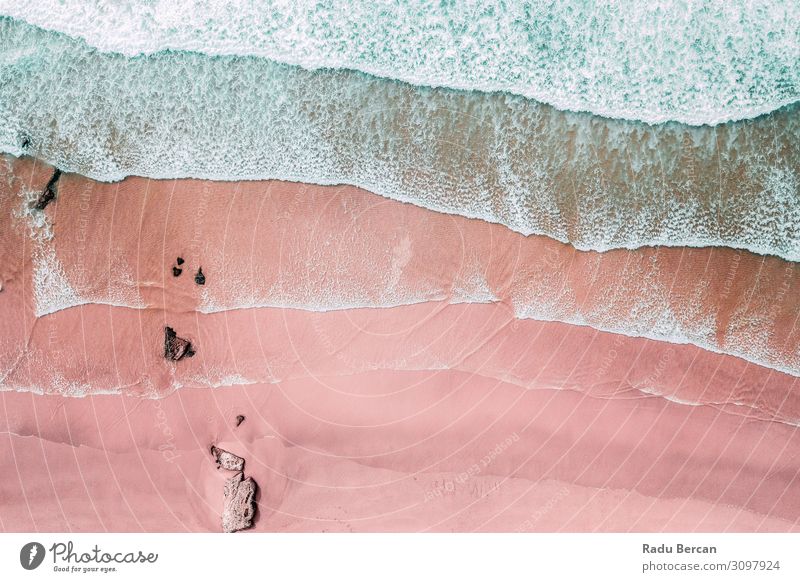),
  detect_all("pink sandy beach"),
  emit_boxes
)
[1,155,799,531]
